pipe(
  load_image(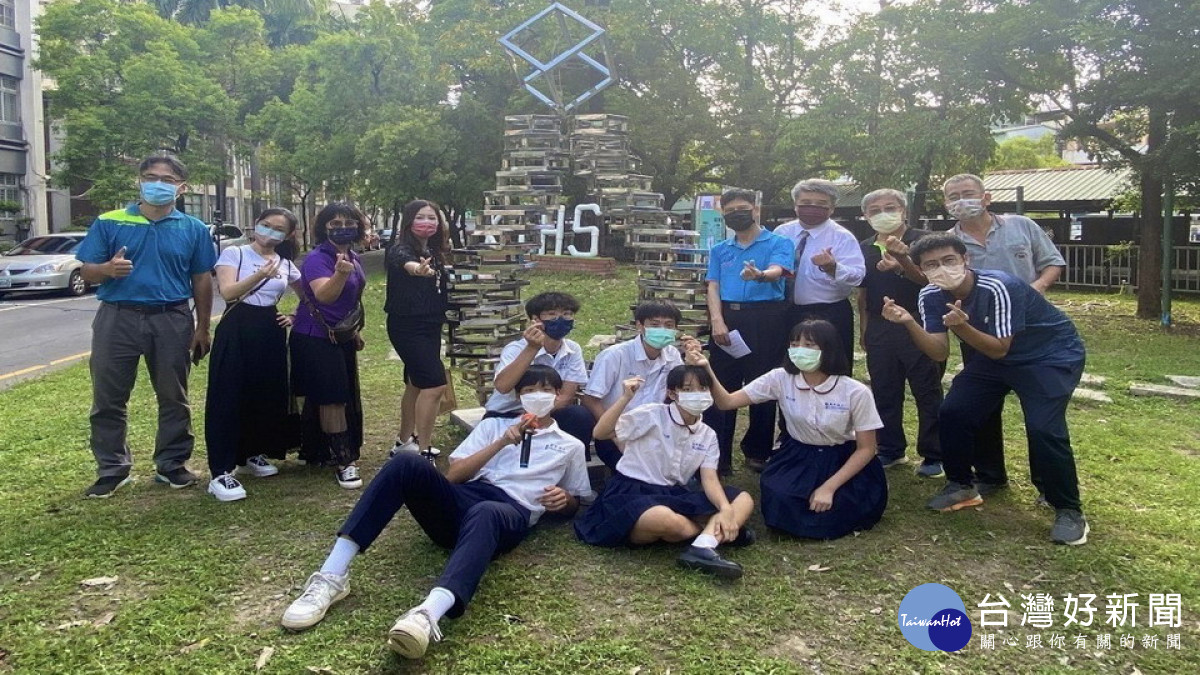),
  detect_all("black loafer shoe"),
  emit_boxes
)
[725,526,757,548]
[676,546,743,579]
[744,457,767,473]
